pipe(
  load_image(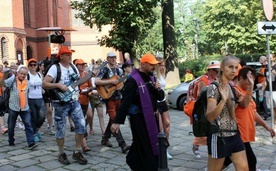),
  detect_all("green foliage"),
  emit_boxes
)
[201,0,276,55]
[71,0,160,57]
